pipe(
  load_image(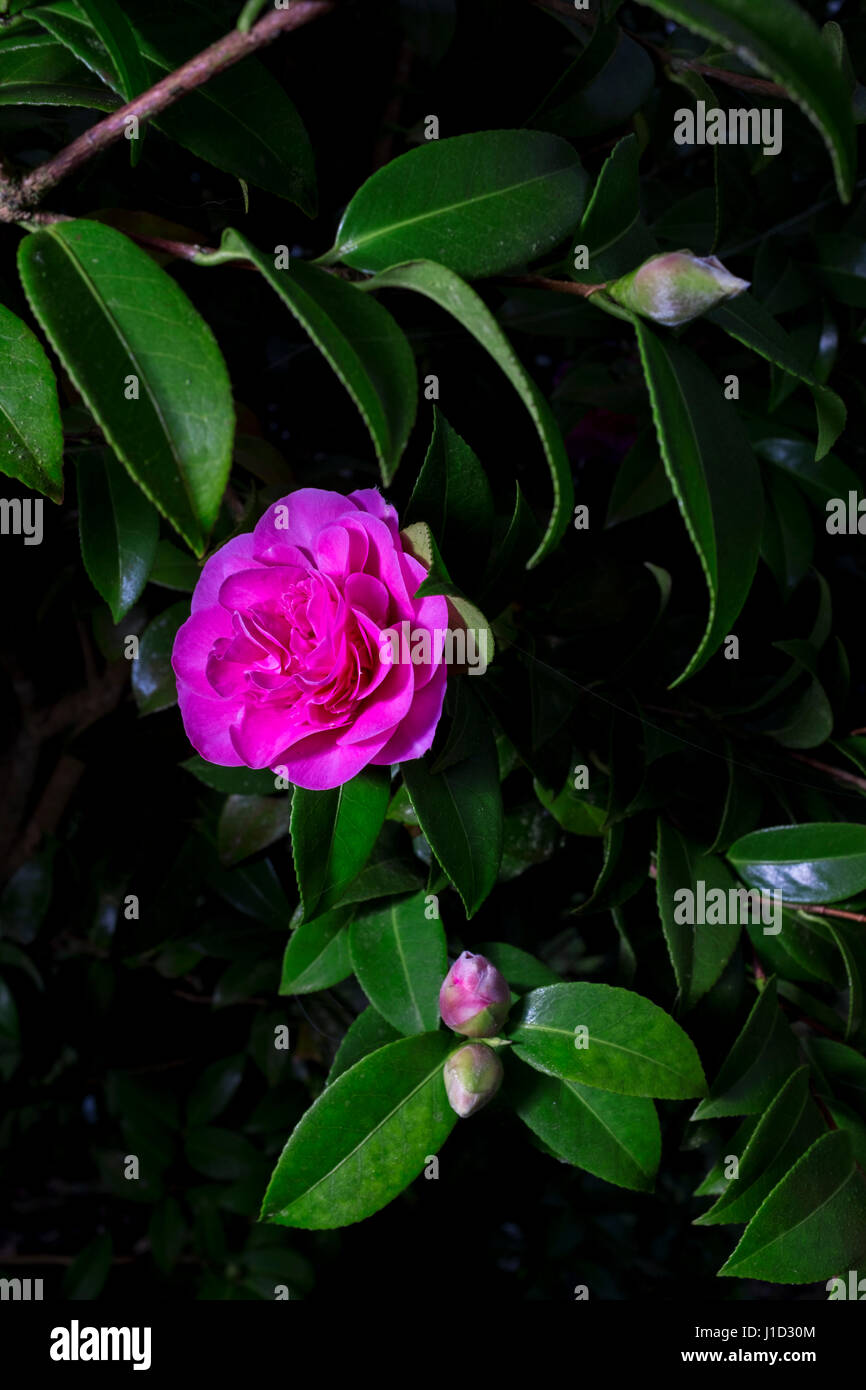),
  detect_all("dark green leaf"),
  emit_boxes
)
[327,1006,401,1084]
[655,821,742,1011]
[324,130,588,278]
[74,0,148,162]
[148,539,199,591]
[181,756,276,798]
[0,31,119,108]
[279,907,353,995]
[708,293,846,460]
[571,134,654,283]
[349,891,447,1035]
[475,942,561,991]
[217,794,289,867]
[199,231,416,485]
[406,408,494,577]
[261,1031,457,1228]
[131,599,188,714]
[695,1067,824,1225]
[636,0,856,202]
[0,300,63,500]
[508,982,707,1098]
[363,260,572,567]
[291,767,391,922]
[509,1059,661,1193]
[402,683,503,916]
[33,3,316,210]
[692,977,799,1119]
[728,823,866,904]
[635,320,763,684]
[76,447,159,621]
[719,1131,866,1282]
[19,220,233,555]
